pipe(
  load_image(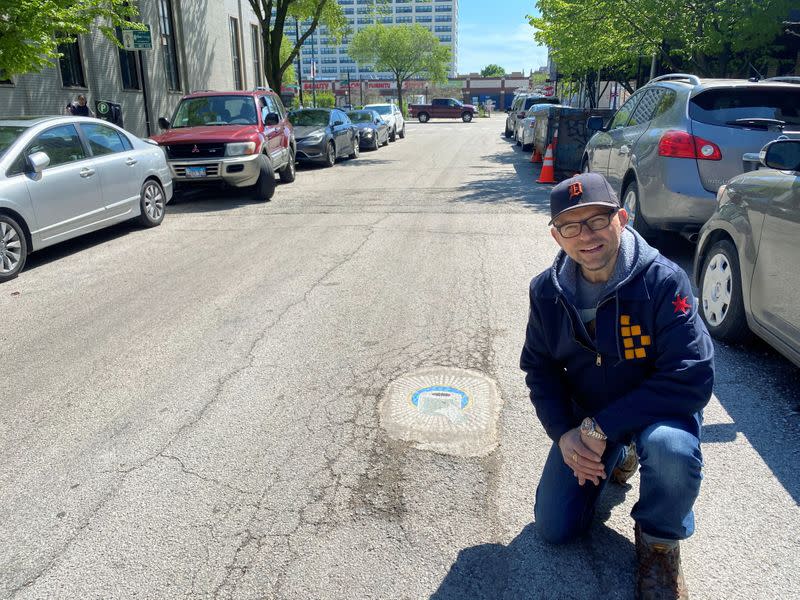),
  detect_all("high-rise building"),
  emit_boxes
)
[297,0,459,81]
